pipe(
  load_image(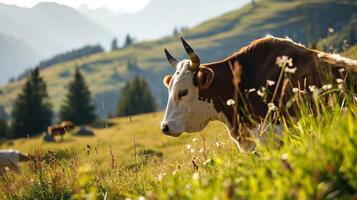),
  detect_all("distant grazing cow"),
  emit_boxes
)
[60,121,75,130]
[161,36,357,151]
[0,149,29,173]
[48,121,75,141]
